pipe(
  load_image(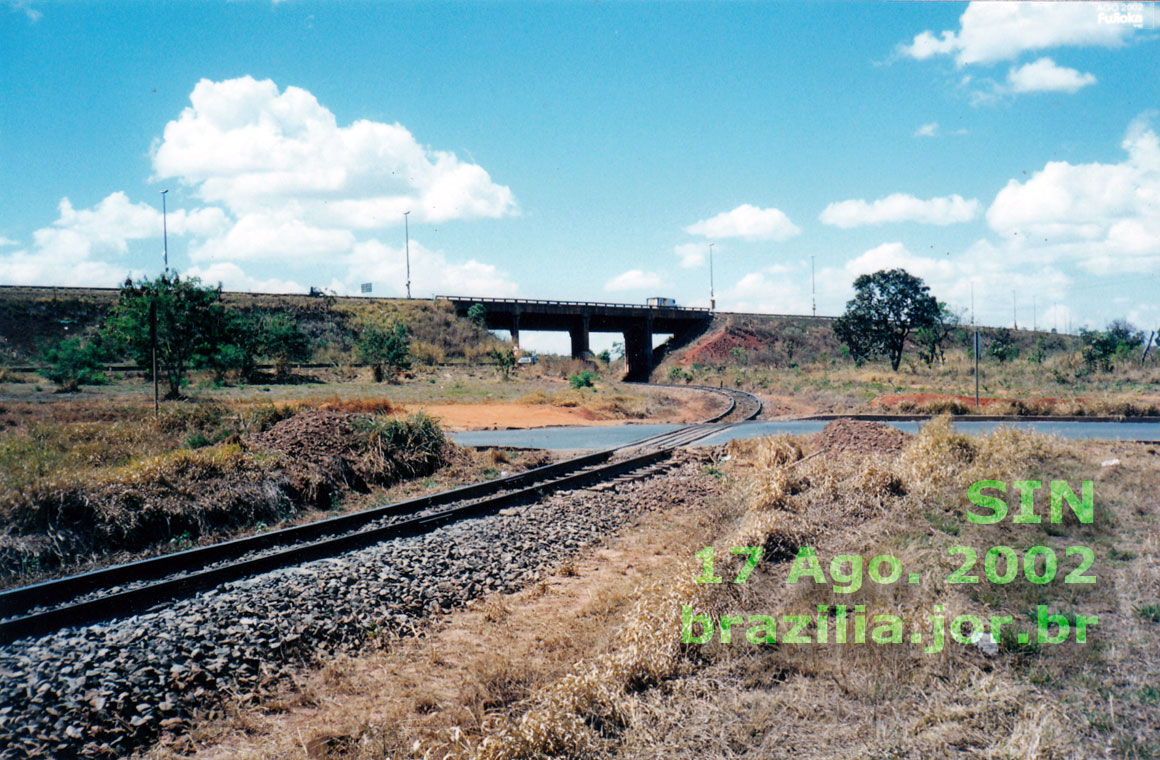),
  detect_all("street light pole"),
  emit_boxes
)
[708,242,715,311]
[403,211,411,299]
[161,189,169,274]
[811,255,816,317]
